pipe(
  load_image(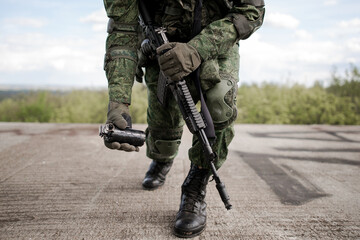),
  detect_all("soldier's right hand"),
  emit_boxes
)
[157,42,201,83]
[104,101,139,152]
